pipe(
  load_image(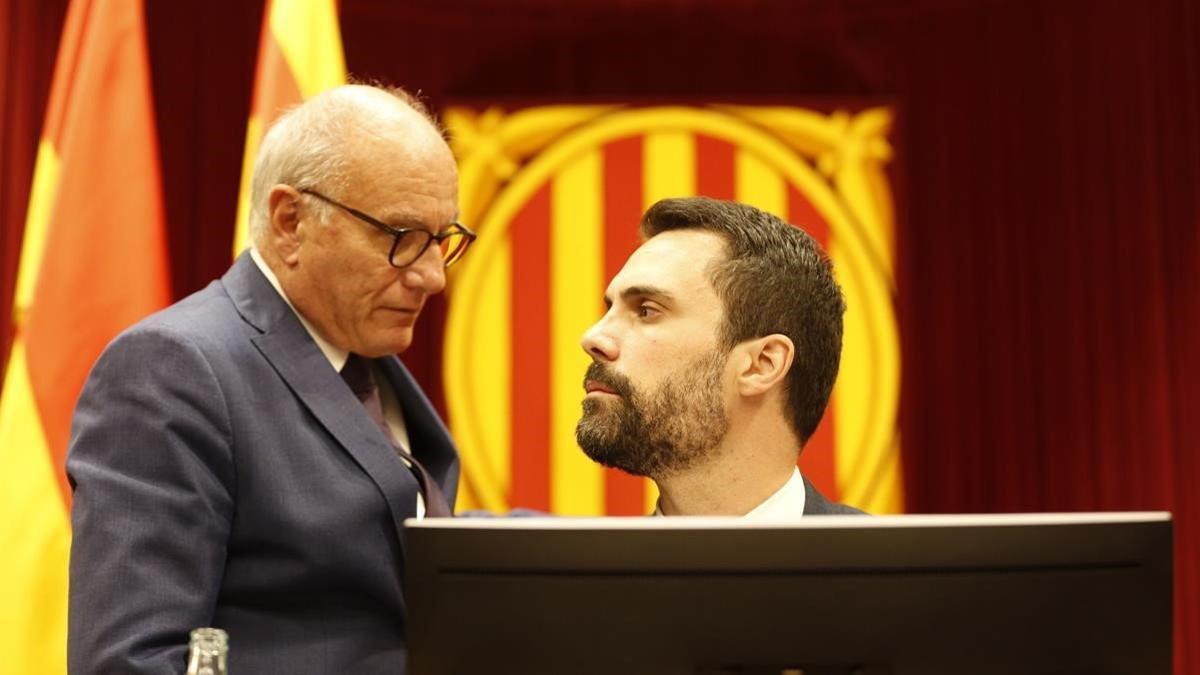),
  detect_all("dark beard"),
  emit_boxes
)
[575,353,729,479]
